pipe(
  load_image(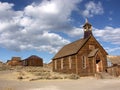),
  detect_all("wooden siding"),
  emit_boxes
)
[24,55,43,66]
[107,66,120,77]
